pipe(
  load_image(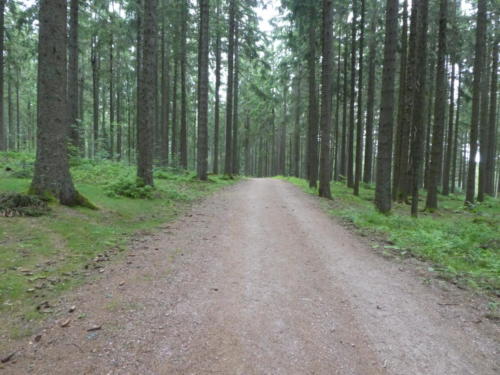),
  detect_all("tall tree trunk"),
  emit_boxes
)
[477,44,490,202]
[30,0,83,206]
[394,0,413,202]
[347,0,357,188]
[392,0,407,197]
[68,0,79,152]
[232,18,240,175]
[7,61,13,150]
[485,34,498,195]
[442,61,455,196]
[363,15,376,184]
[354,0,365,195]
[179,0,188,169]
[109,30,115,159]
[213,0,221,174]
[0,0,5,151]
[466,0,487,205]
[160,17,170,167]
[137,0,157,186]
[224,0,235,175]
[340,38,348,179]
[318,0,334,198]
[451,66,461,193]
[91,35,100,158]
[197,0,209,180]
[306,4,319,188]
[375,0,399,213]
[333,39,342,181]
[171,55,178,162]
[409,0,429,217]
[293,75,301,178]
[426,0,448,210]
[244,115,250,175]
